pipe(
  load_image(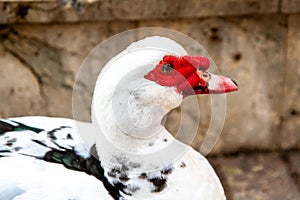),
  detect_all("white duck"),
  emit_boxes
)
[0,36,237,200]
